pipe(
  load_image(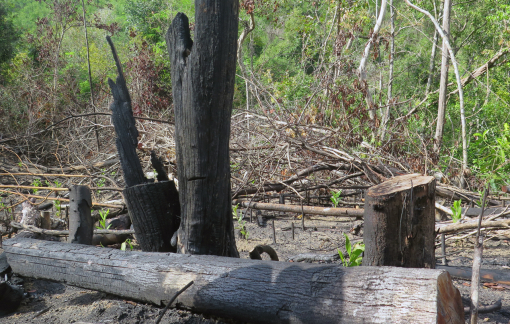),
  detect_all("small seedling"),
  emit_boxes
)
[32,179,42,194]
[451,199,462,223]
[233,204,249,239]
[121,239,134,251]
[330,189,342,208]
[96,209,111,230]
[338,234,365,267]
[54,200,62,218]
